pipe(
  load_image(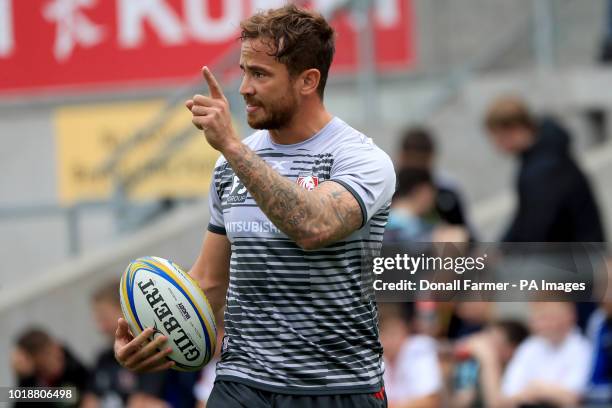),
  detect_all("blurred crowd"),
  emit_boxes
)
[379,95,611,408]
[377,297,612,408]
